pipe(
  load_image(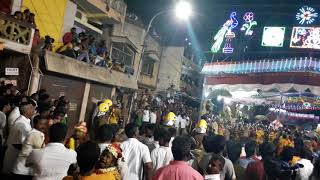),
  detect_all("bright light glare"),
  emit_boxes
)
[175,1,192,20]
